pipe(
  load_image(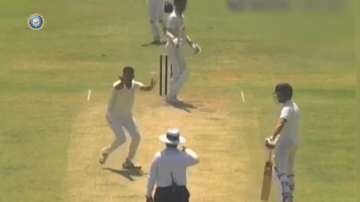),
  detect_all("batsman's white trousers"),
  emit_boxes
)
[148,0,165,41]
[166,44,188,100]
[273,144,297,202]
[102,114,141,160]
